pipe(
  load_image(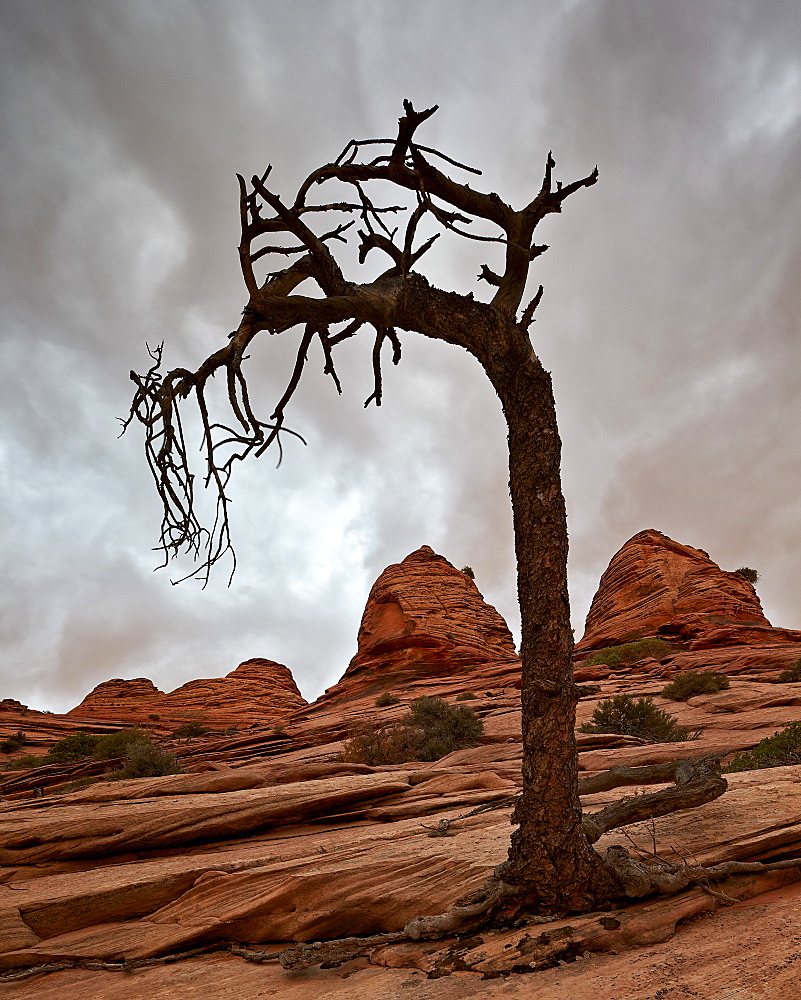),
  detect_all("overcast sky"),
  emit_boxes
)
[2,0,799,713]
